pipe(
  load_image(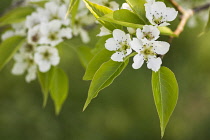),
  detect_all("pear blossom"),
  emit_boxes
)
[127,27,136,34]
[27,24,42,45]
[145,1,178,26]
[1,30,15,41]
[97,26,111,36]
[121,3,132,11]
[73,12,95,43]
[105,29,132,62]
[136,25,160,41]
[26,12,49,29]
[39,20,72,46]
[34,46,60,72]
[12,51,37,83]
[44,1,70,26]
[130,39,170,72]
